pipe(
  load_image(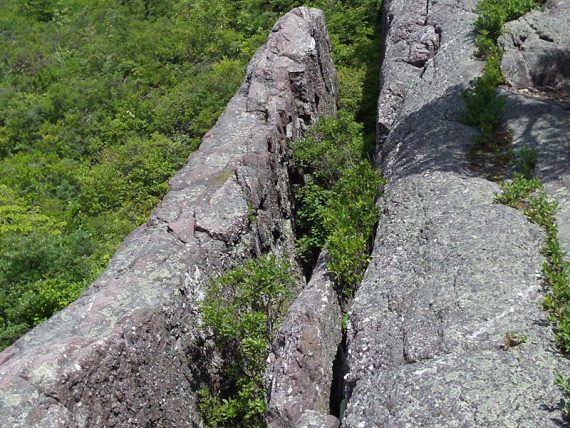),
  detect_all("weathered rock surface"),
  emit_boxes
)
[268,251,342,428]
[376,0,442,143]
[343,0,568,426]
[0,7,337,427]
[502,91,570,259]
[499,2,570,261]
[499,2,570,95]
[297,410,340,428]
